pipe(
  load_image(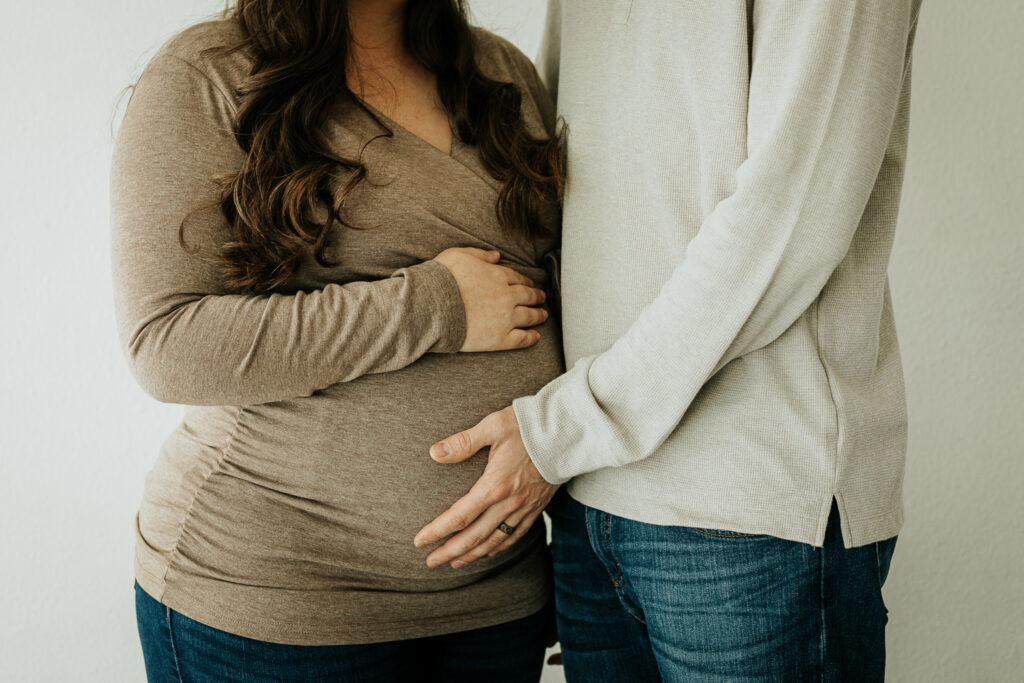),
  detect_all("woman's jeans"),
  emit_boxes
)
[546,488,898,682]
[135,580,547,682]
